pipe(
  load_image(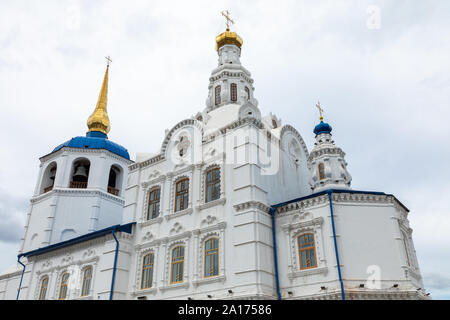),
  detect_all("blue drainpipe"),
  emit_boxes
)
[327,190,345,300]
[16,254,26,300]
[110,227,119,300]
[270,207,282,300]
